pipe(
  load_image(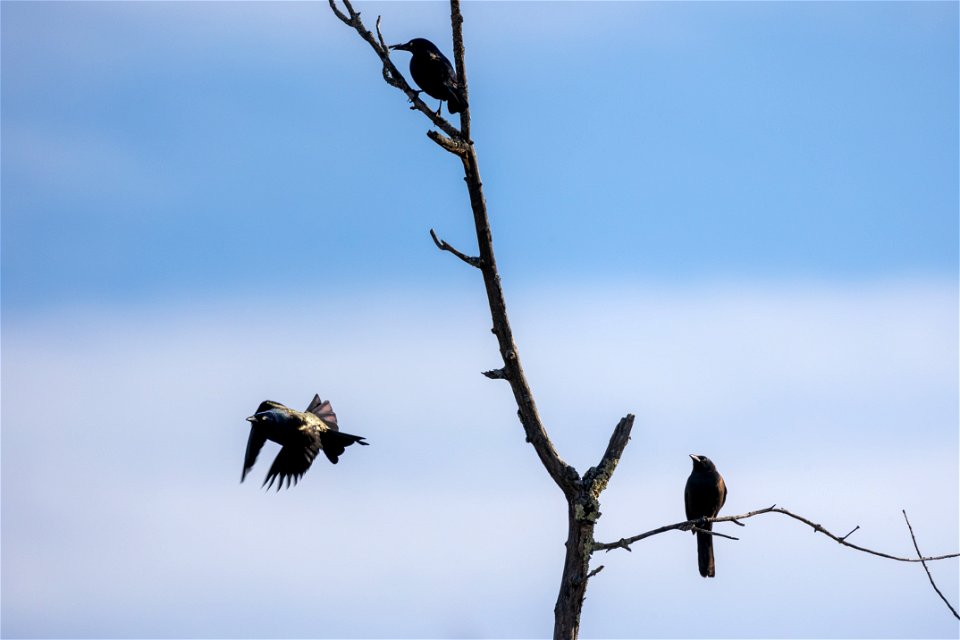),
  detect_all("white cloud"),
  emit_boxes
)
[2,279,957,637]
